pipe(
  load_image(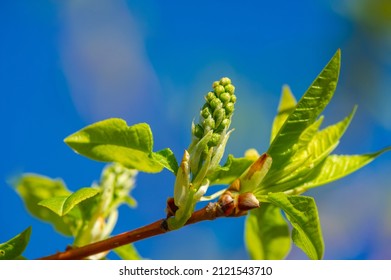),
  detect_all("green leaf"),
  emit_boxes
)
[267,50,341,171]
[14,175,74,236]
[245,204,290,260]
[152,148,179,174]
[270,85,297,143]
[113,244,142,260]
[64,119,172,173]
[38,187,100,216]
[207,154,253,186]
[0,227,31,260]
[263,106,357,193]
[267,193,324,260]
[293,147,391,191]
